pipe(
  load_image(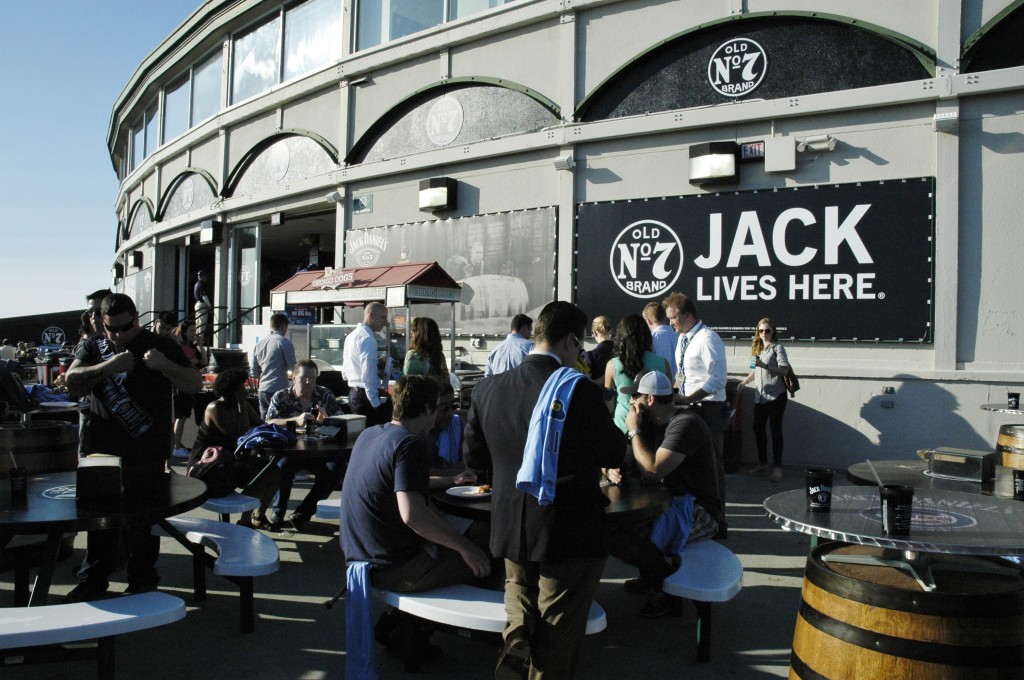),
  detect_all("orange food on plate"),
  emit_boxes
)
[476,484,491,494]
